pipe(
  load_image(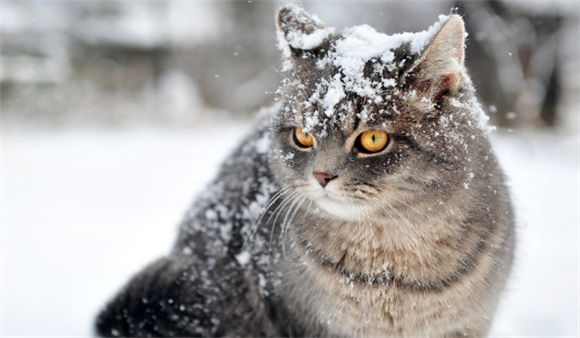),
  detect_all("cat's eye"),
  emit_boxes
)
[357,130,389,153]
[294,127,314,148]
